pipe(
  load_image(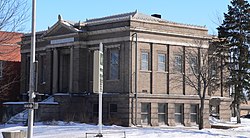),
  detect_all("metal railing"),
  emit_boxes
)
[85,131,126,138]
